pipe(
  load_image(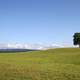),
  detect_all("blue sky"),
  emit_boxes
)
[0,0,80,44]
